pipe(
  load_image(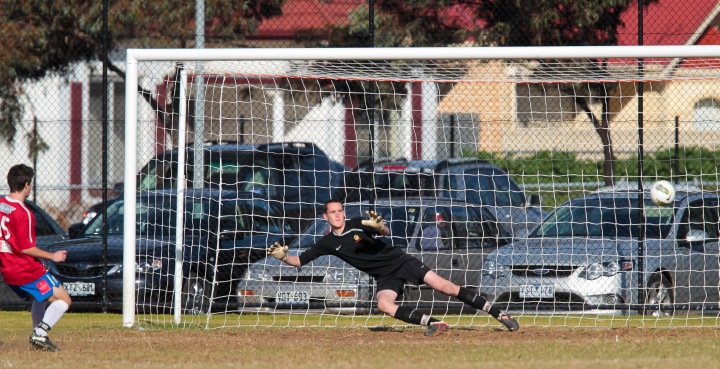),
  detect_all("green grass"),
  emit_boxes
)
[2,311,720,369]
